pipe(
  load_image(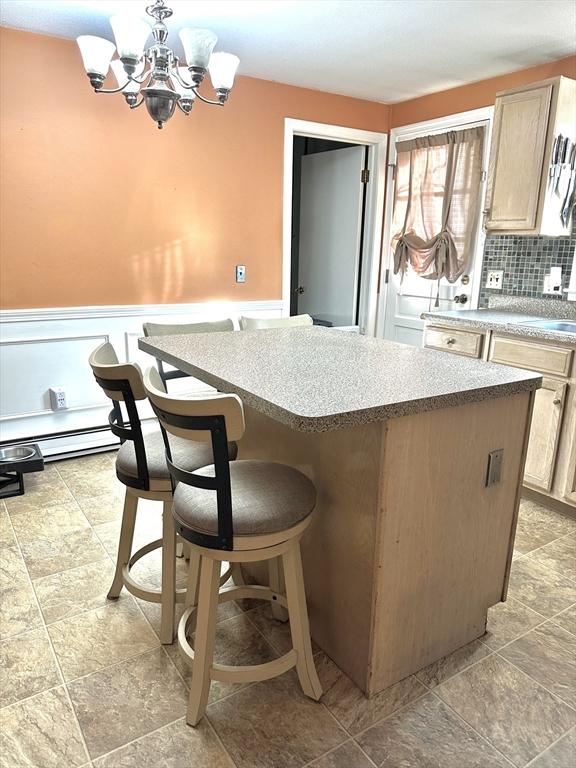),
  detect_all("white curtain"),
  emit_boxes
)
[391,127,485,287]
